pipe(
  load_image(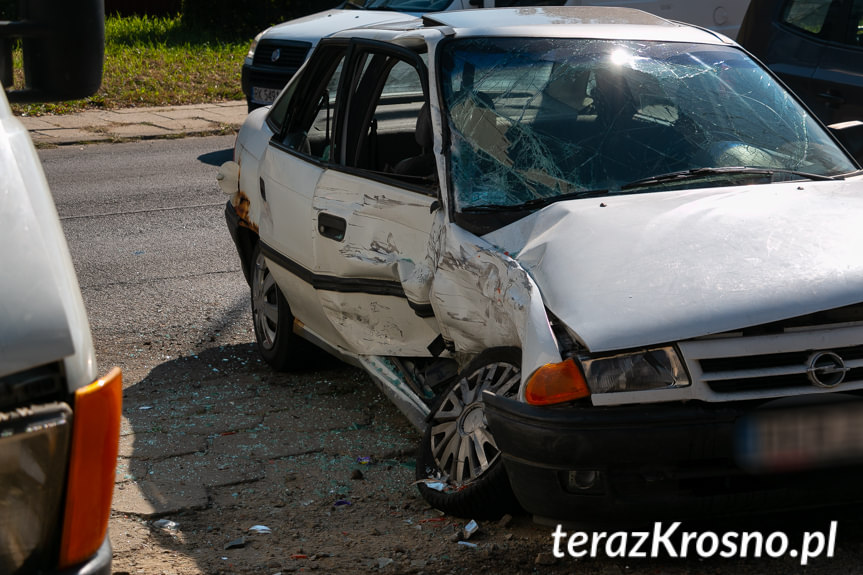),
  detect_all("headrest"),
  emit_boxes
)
[416,102,433,149]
